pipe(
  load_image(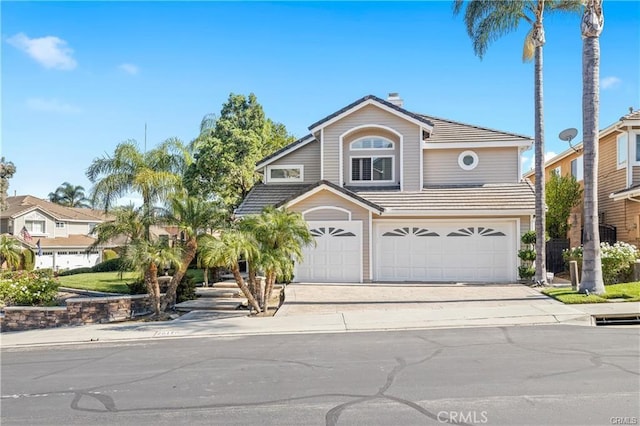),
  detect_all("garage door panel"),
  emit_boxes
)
[296,221,361,283]
[375,221,516,282]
